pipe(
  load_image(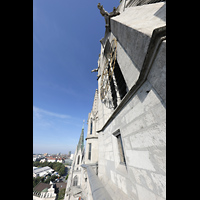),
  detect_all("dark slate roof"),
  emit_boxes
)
[33,182,51,192]
[55,182,67,191]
